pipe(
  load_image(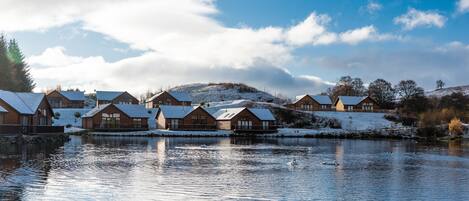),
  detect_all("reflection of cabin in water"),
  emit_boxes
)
[0,90,63,134]
[212,107,277,133]
[156,105,216,130]
[46,90,85,108]
[82,104,149,131]
[334,96,380,112]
